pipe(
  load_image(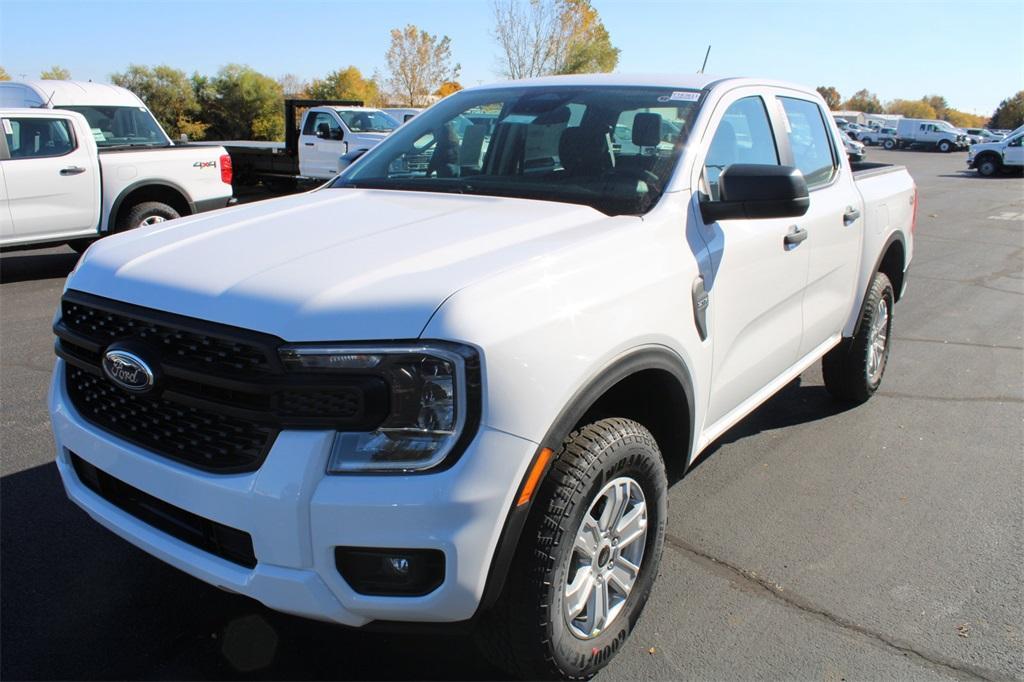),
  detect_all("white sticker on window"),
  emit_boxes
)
[2,119,11,135]
[669,91,700,102]
[91,128,106,142]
